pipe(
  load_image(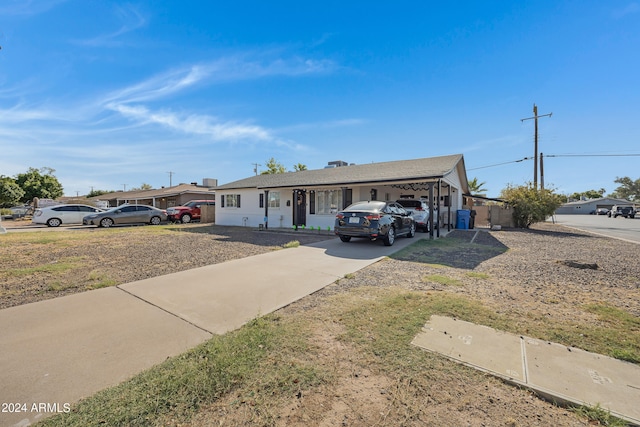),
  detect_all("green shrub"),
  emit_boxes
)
[500,183,563,228]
